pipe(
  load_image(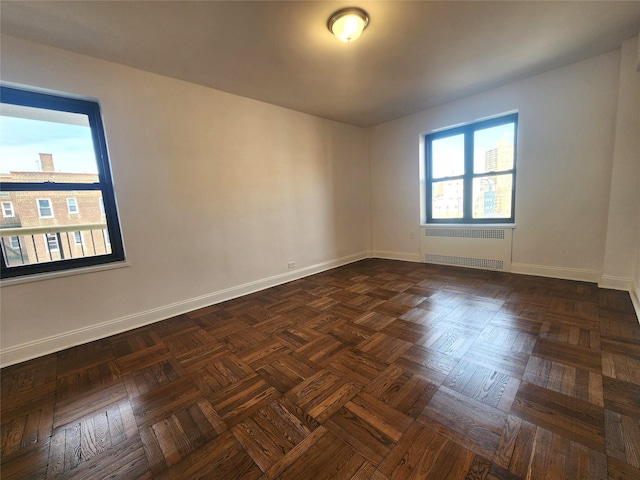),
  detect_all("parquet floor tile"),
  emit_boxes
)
[2,259,640,479]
